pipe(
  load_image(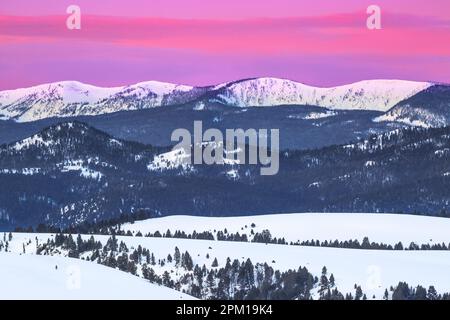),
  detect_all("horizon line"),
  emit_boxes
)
[1,77,446,92]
